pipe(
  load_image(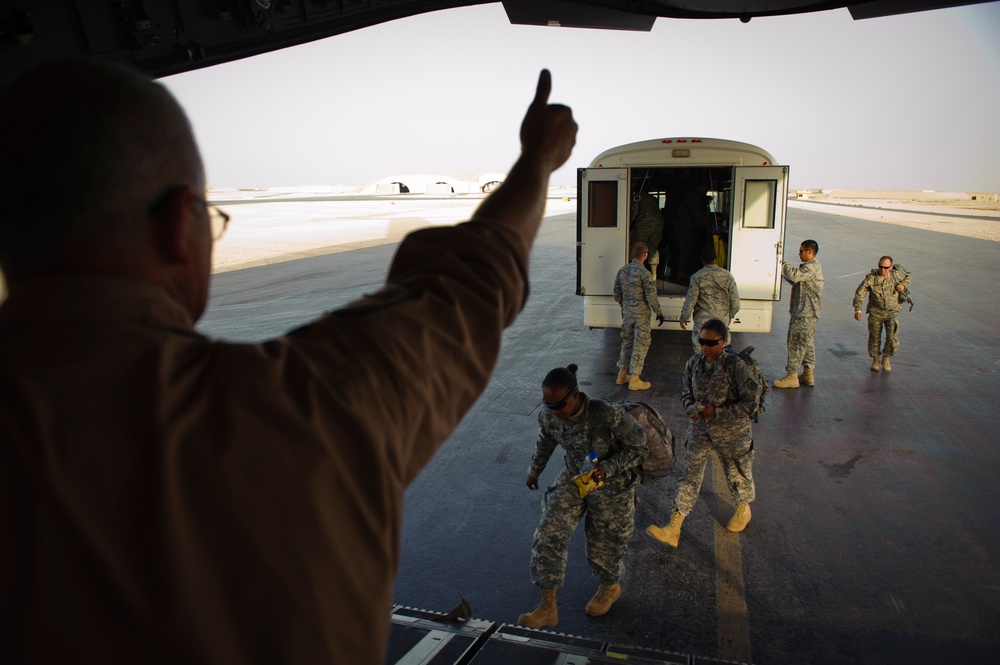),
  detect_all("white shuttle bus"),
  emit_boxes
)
[577,137,788,333]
